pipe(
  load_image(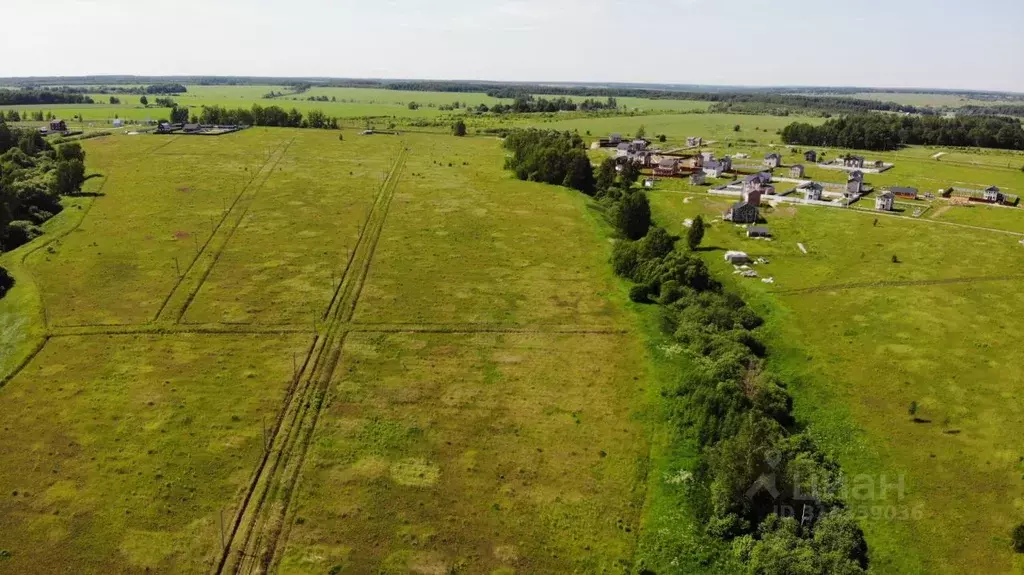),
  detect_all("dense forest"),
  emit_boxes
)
[488,95,618,114]
[781,114,1024,151]
[0,118,89,295]
[502,129,869,573]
